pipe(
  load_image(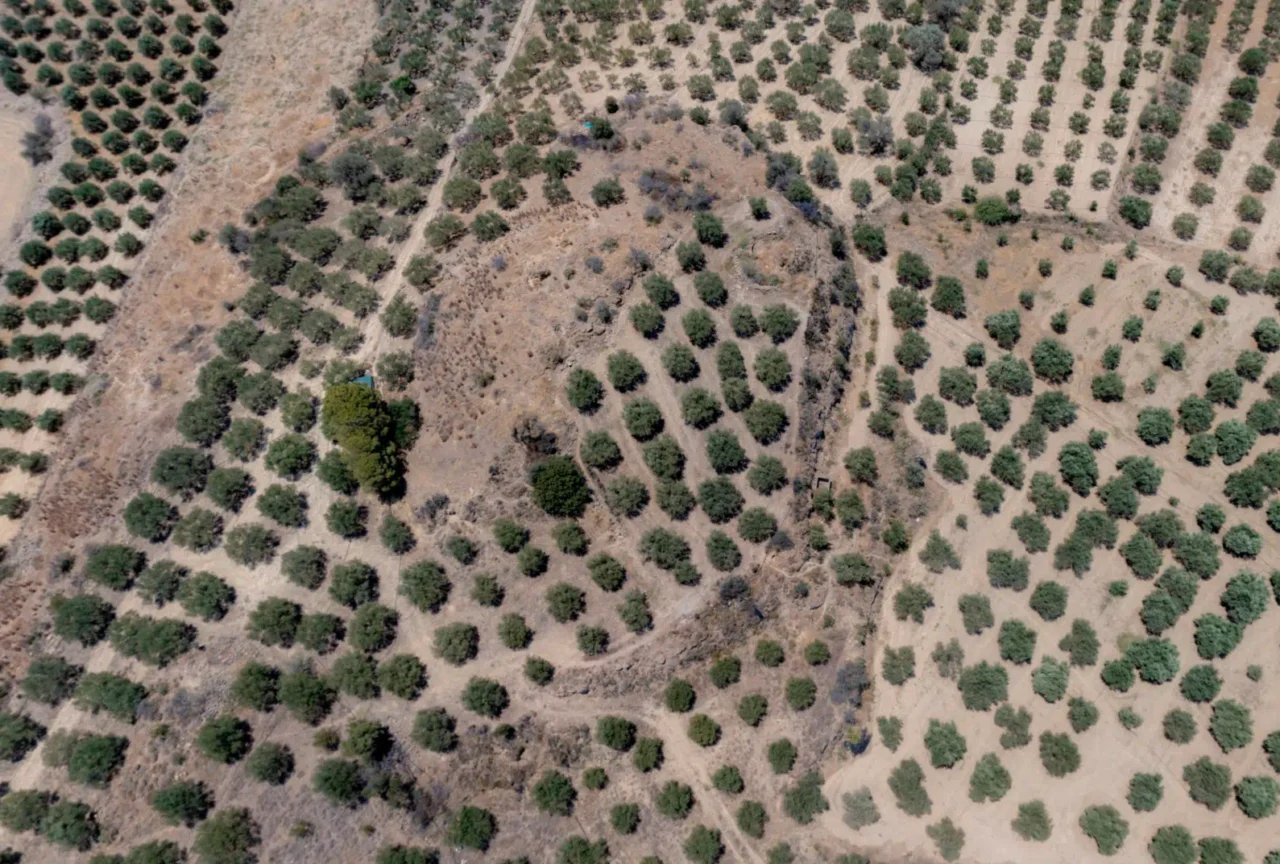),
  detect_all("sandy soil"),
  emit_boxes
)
[509,0,1179,228]
[0,89,78,264]
[0,0,378,675]
[0,95,78,548]
[351,0,541,369]
[821,208,1280,863]
[0,112,35,255]
[0,112,869,862]
[383,120,860,860]
[4,0,1279,859]
[1141,7,1280,260]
